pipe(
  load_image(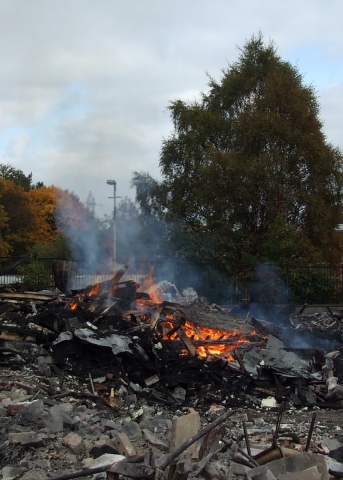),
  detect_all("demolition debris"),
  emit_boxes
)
[1,269,343,479]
